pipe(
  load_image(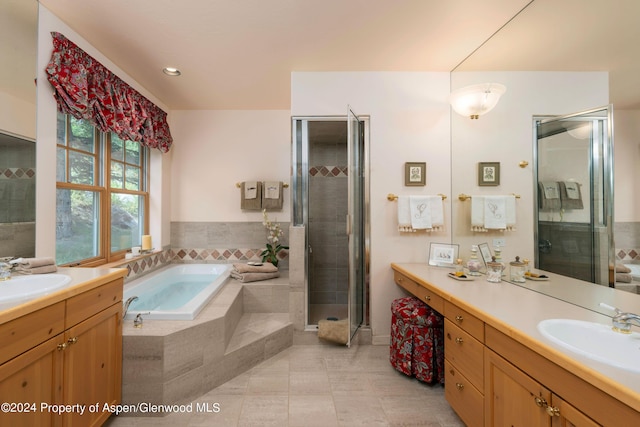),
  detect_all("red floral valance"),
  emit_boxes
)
[46,32,173,153]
